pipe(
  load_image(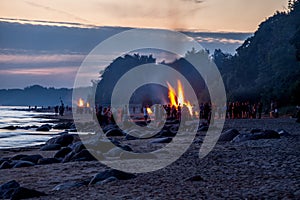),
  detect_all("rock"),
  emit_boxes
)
[37,158,60,165]
[219,129,240,142]
[55,134,74,146]
[0,157,9,165]
[11,187,46,199]
[69,141,86,153]
[184,175,204,182]
[1,125,17,130]
[169,125,179,134]
[252,130,280,140]
[151,137,172,144]
[89,169,136,185]
[0,180,20,199]
[102,124,118,133]
[45,137,57,145]
[0,161,11,169]
[13,161,35,168]
[71,149,97,162]
[197,126,209,132]
[106,129,124,137]
[276,129,291,137]
[231,134,255,143]
[119,144,133,152]
[53,122,73,130]
[10,154,28,160]
[157,130,176,137]
[52,181,87,191]
[40,144,61,151]
[94,176,117,185]
[20,154,43,164]
[36,124,51,131]
[62,151,75,163]
[250,128,263,134]
[104,147,123,157]
[125,134,138,140]
[54,147,72,159]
